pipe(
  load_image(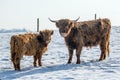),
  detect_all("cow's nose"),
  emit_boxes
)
[60,33,68,37]
[46,41,50,44]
